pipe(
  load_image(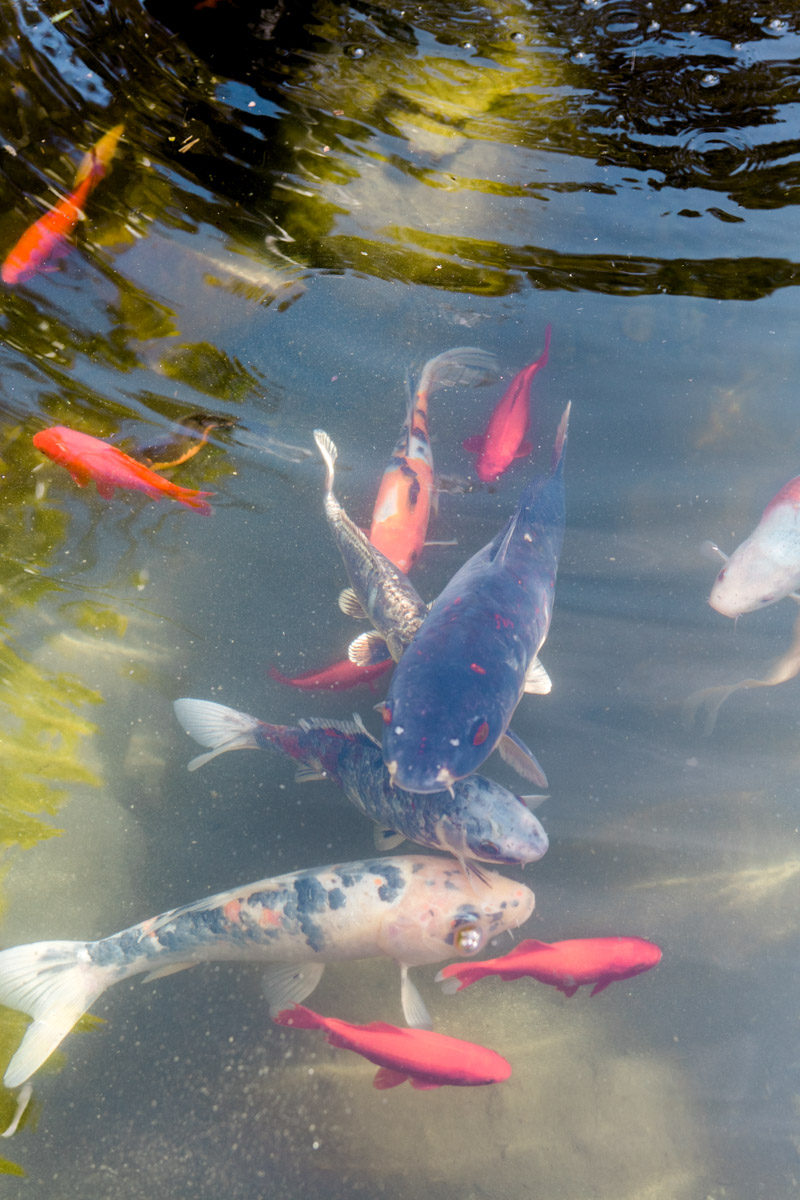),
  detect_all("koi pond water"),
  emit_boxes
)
[0,0,798,1195]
